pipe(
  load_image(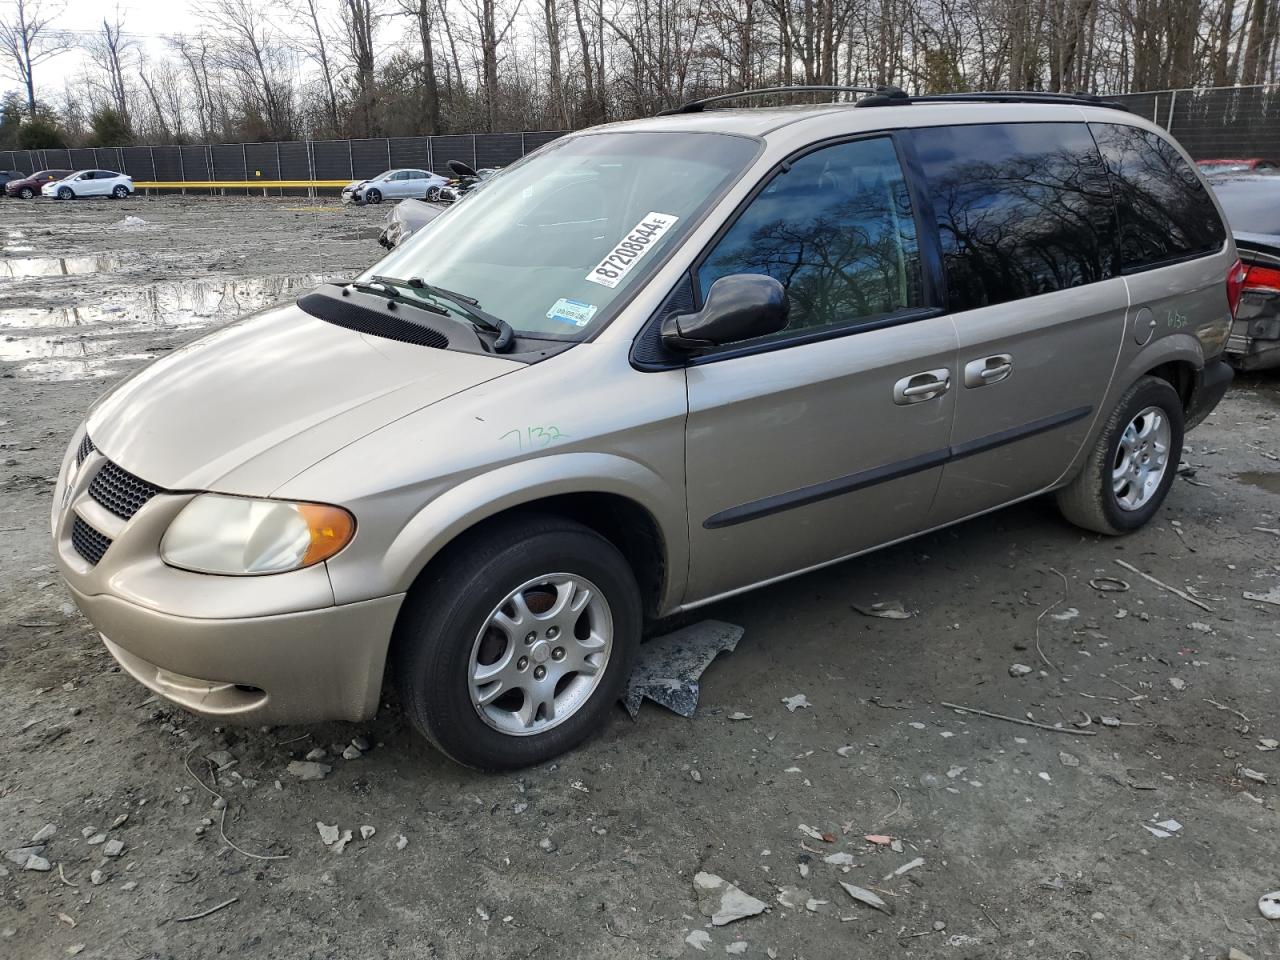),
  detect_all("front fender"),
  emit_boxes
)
[370,451,688,611]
